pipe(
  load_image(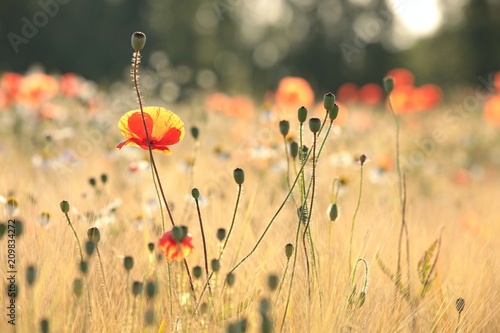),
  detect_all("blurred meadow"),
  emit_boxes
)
[1,0,500,332]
